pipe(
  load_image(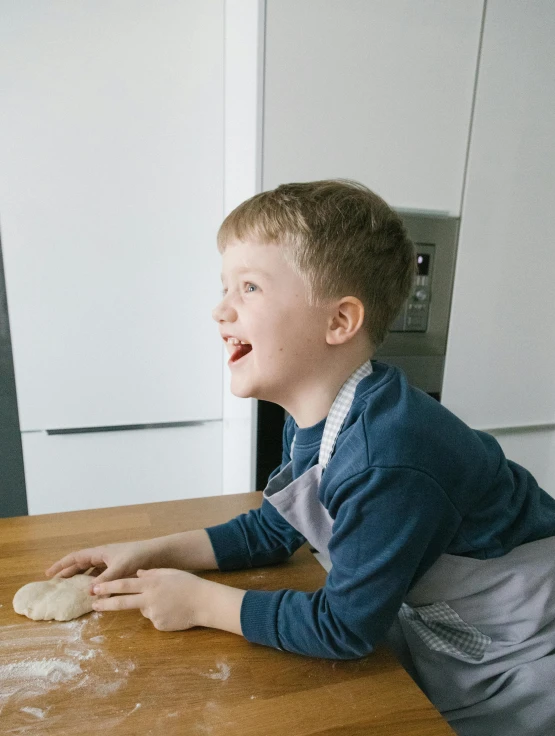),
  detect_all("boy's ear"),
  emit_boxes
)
[326,297,365,345]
